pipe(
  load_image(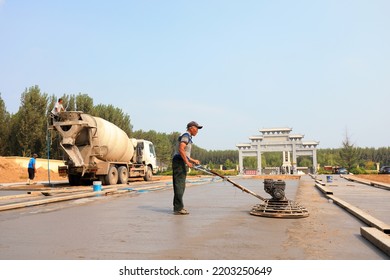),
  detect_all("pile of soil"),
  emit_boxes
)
[353,174,390,184]
[0,157,65,183]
